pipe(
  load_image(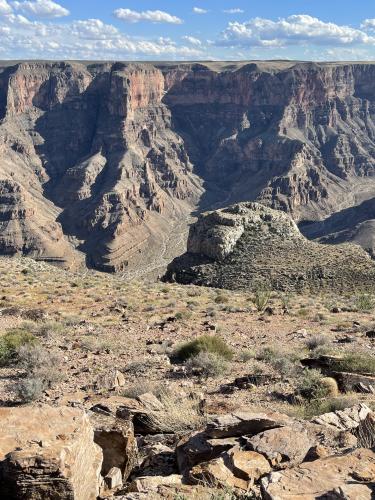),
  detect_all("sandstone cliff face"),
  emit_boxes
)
[1,60,375,272]
[165,202,375,292]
